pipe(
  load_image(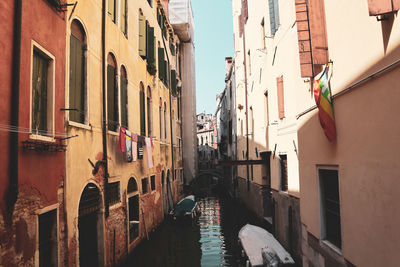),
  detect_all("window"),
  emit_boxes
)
[159,98,162,139]
[261,18,266,49]
[139,14,146,58]
[120,66,128,128]
[127,178,139,242]
[147,86,152,136]
[201,136,203,145]
[319,168,341,249]
[120,0,127,35]
[108,182,121,206]
[268,0,280,35]
[280,154,288,191]
[69,20,87,124]
[164,102,167,140]
[150,175,156,191]
[140,82,146,135]
[277,76,284,119]
[146,23,156,75]
[108,0,116,23]
[39,209,58,267]
[142,177,149,194]
[107,54,118,131]
[264,91,269,125]
[171,69,177,96]
[31,47,54,137]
